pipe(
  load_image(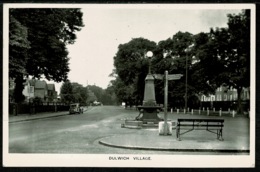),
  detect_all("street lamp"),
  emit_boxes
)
[146,51,153,74]
[185,53,188,114]
[184,44,194,114]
